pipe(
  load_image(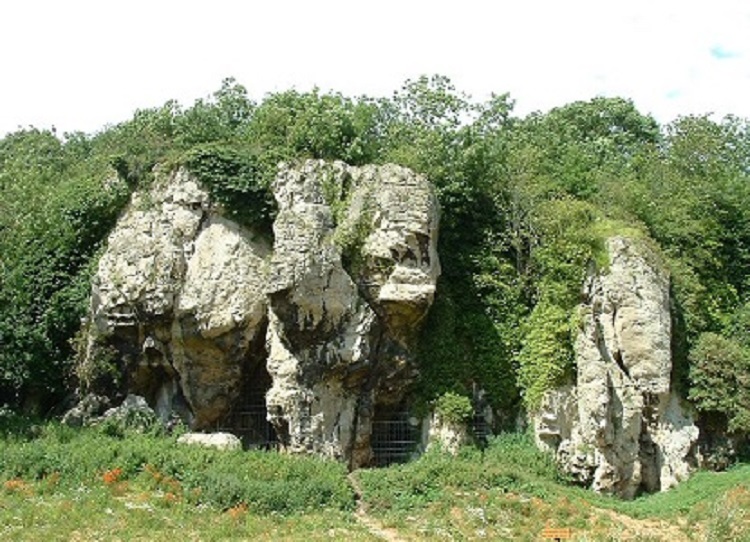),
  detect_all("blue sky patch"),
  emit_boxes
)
[710,46,740,60]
